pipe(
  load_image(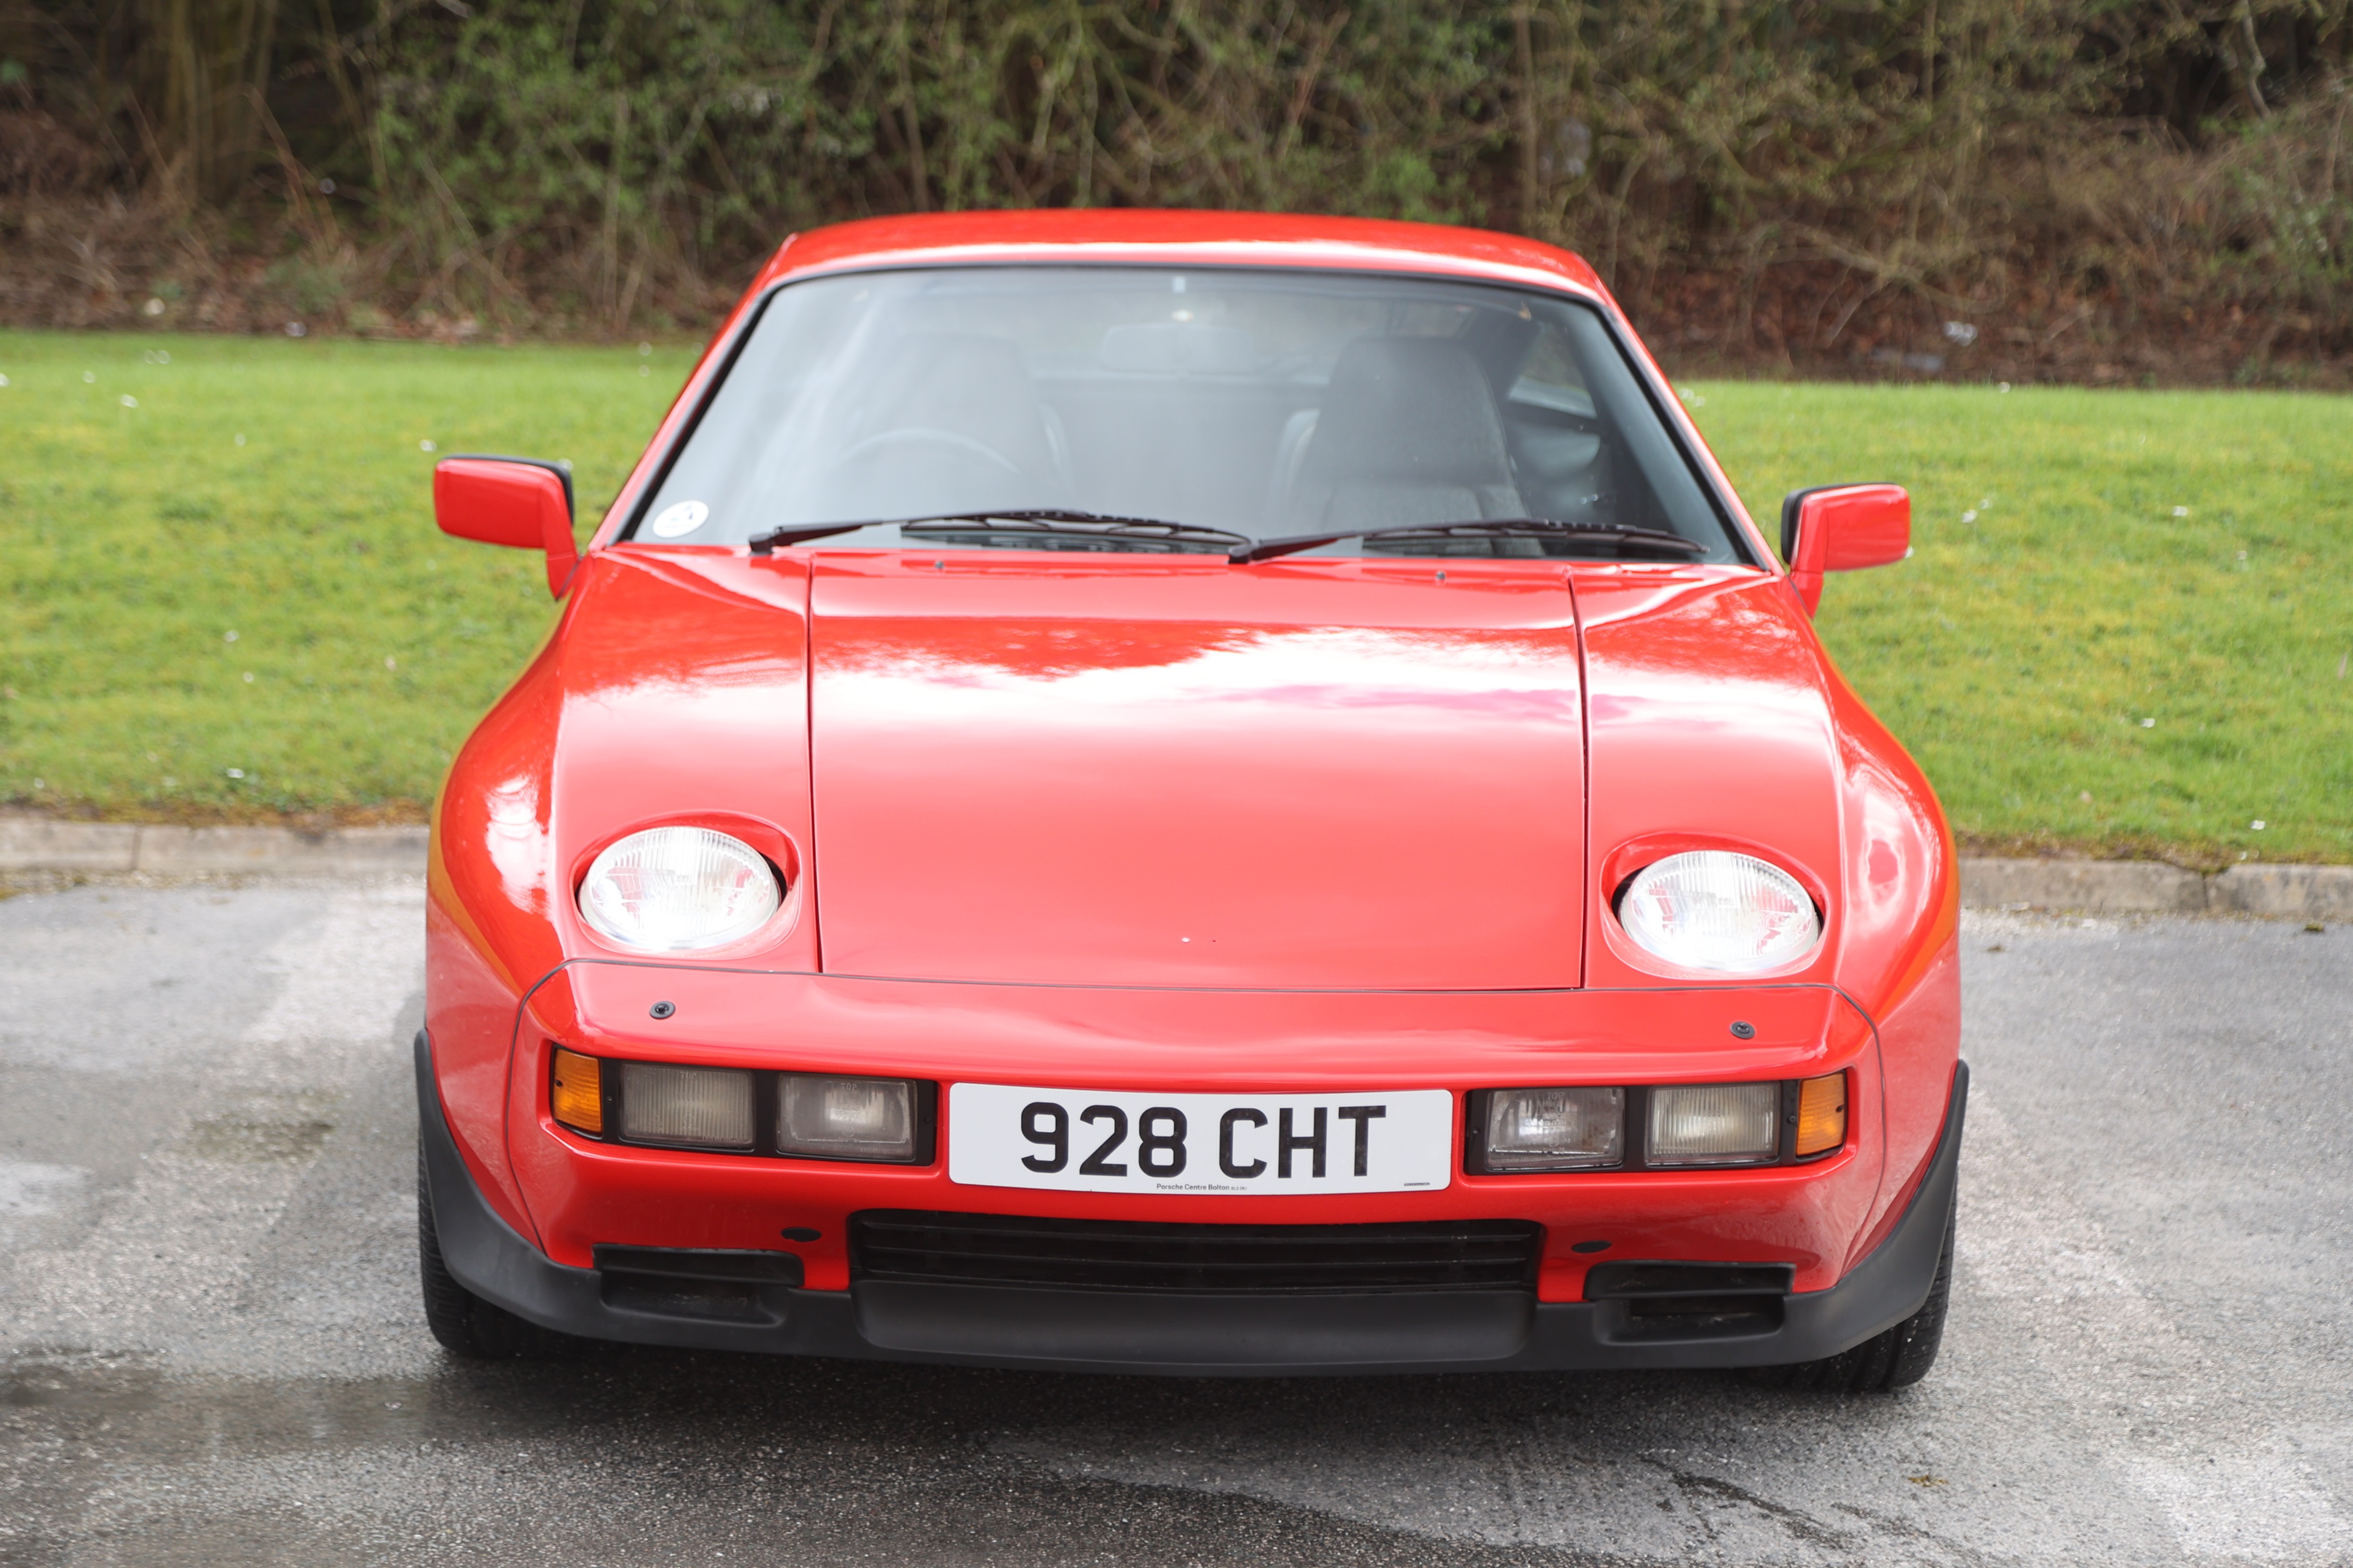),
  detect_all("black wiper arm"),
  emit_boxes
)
[896,510,1249,548]
[752,512,1704,562]
[748,511,1244,556]
[1230,518,1708,564]
[1372,518,1709,553]
[748,522,876,555]
[913,509,1199,529]
[1225,530,1348,564]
